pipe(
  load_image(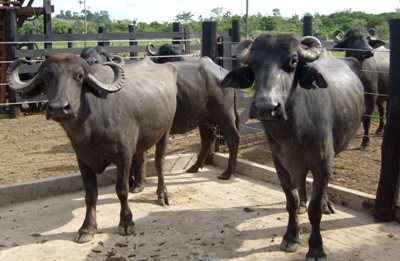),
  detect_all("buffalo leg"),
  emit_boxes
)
[129,152,147,193]
[375,102,385,135]
[274,163,301,253]
[360,94,376,151]
[75,160,98,243]
[306,166,330,261]
[115,160,135,236]
[216,120,240,180]
[155,132,170,206]
[186,124,215,173]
